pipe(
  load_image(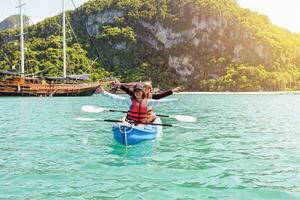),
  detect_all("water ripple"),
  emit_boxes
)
[1,95,300,199]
